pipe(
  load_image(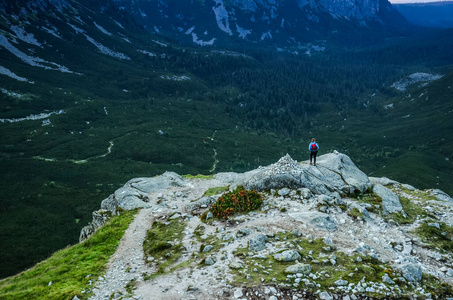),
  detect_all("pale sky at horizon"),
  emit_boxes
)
[389,0,450,3]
